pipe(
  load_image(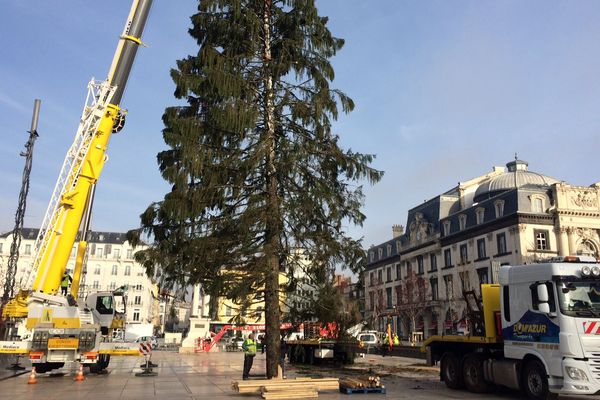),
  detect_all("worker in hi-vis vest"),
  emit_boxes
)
[242,333,257,380]
[60,272,73,296]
